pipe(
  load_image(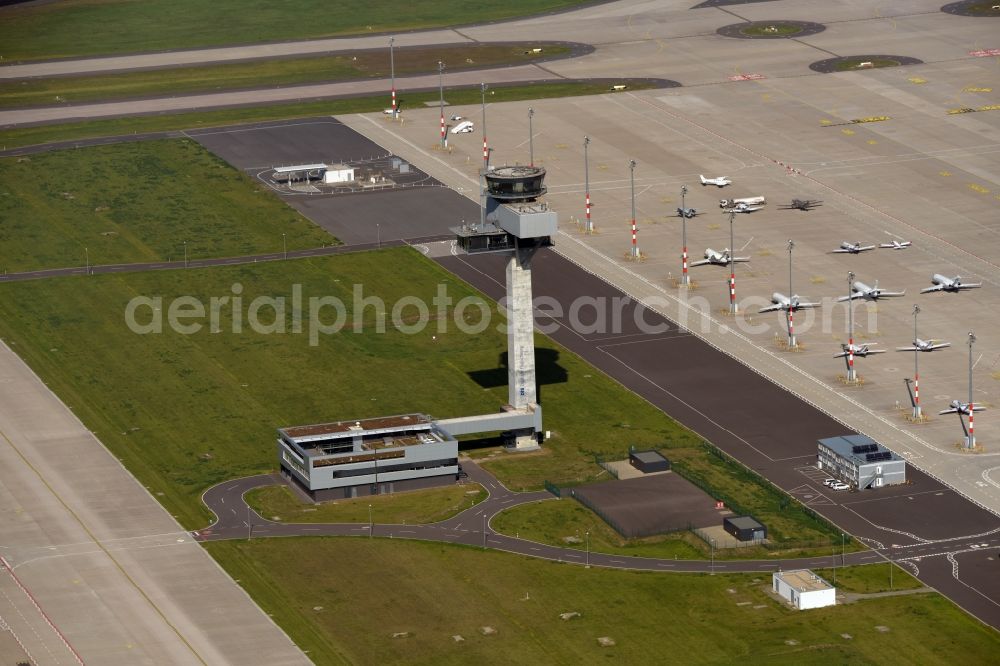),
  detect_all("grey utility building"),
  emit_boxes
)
[629,449,670,474]
[724,516,767,542]
[817,434,906,489]
[277,414,459,501]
